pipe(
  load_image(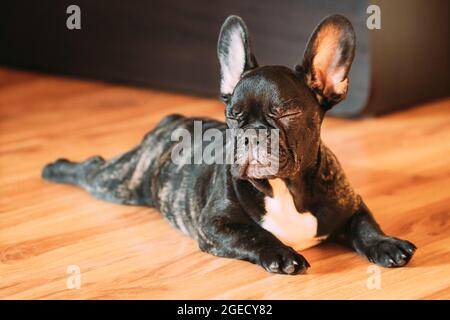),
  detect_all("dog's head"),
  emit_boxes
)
[218,15,355,180]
